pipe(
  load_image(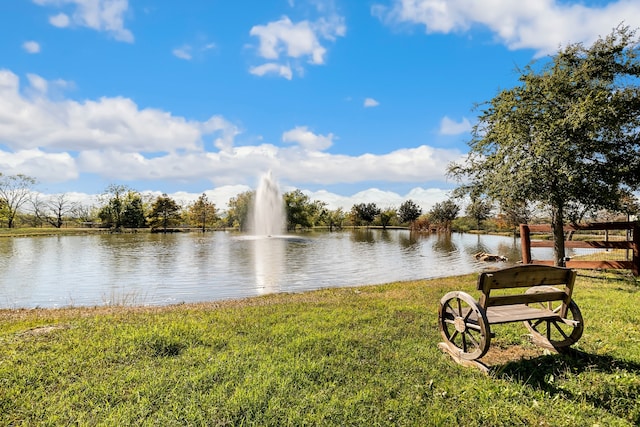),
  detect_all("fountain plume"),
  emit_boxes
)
[251,171,286,236]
